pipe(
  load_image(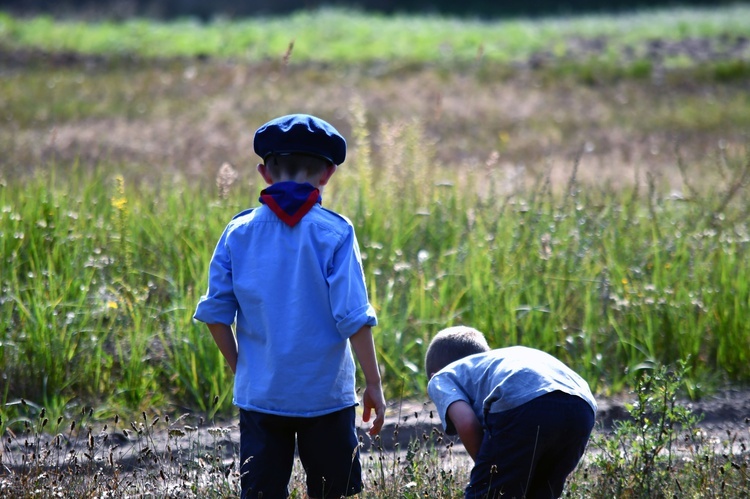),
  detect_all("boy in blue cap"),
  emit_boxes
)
[425,326,596,499]
[194,114,386,499]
